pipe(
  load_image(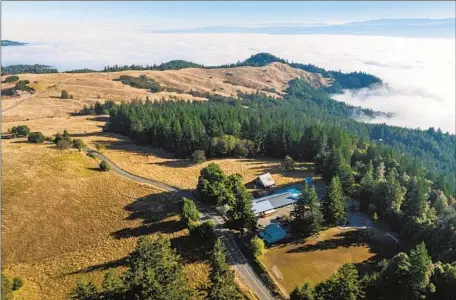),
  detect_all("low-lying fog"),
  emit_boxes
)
[2,31,455,133]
